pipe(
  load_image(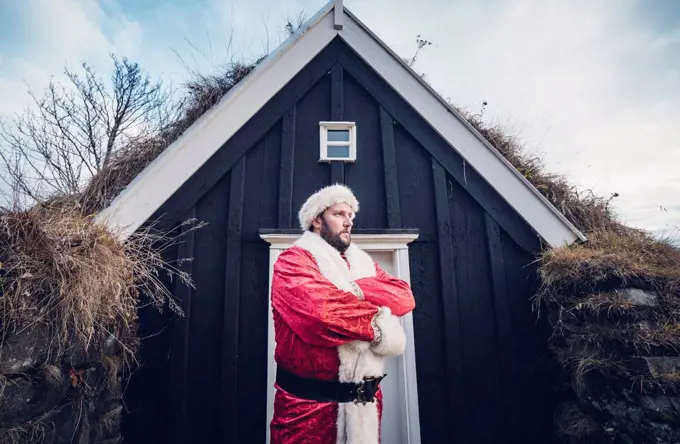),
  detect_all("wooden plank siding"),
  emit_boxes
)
[330,64,345,184]
[432,158,466,442]
[380,106,401,229]
[121,36,553,444]
[222,156,246,442]
[169,207,196,444]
